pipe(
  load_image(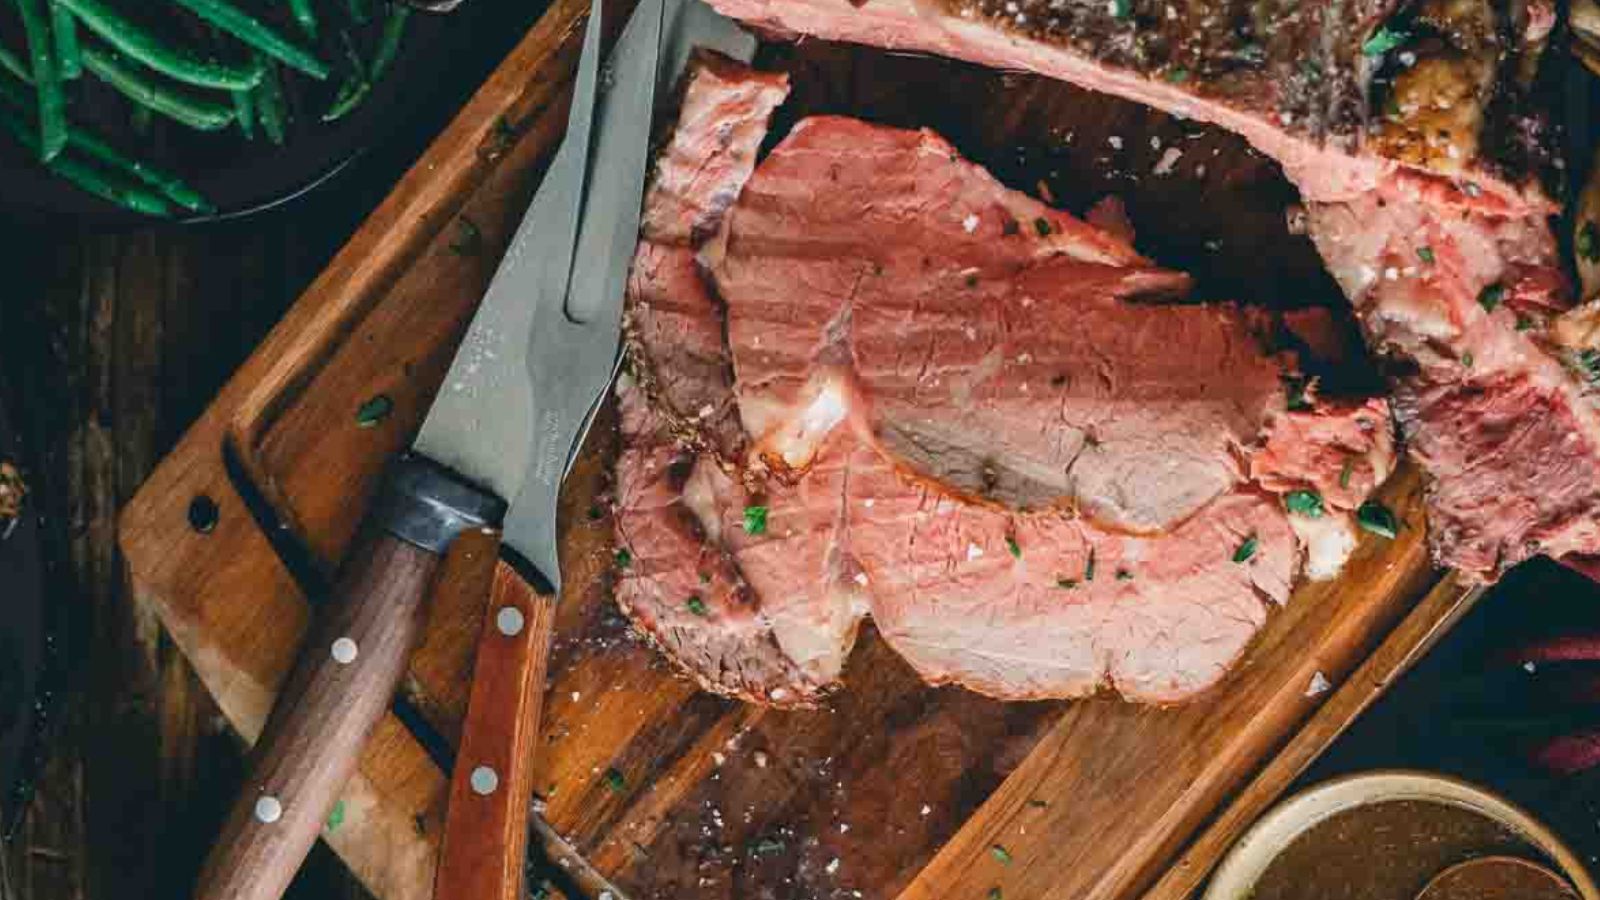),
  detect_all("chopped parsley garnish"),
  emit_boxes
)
[751,837,786,857]
[448,216,482,255]
[1115,569,1133,581]
[1356,501,1398,539]
[1478,283,1504,312]
[743,505,769,536]
[686,595,707,616]
[604,768,627,793]
[1232,535,1258,564]
[1034,217,1052,237]
[325,799,346,833]
[1028,798,1050,808]
[615,547,632,568]
[1462,351,1474,369]
[1339,457,1355,489]
[1577,349,1600,384]
[1284,490,1325,518]
[991,844,1013,864]
[1362,25,1408,56]
[1110,0,1131,19]
[966,273,980,288]
[1165,66,1189,83]
[1579,221,1599,262]
[1284,376,1312,412]
[1416,245,1434,264]
[355,394,394,428]
[1084,548,1096,581]
[1056,578,1078,590]
[1515,315,1534,332]
[989,889,1004,900]
[1006,536,1022,559]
